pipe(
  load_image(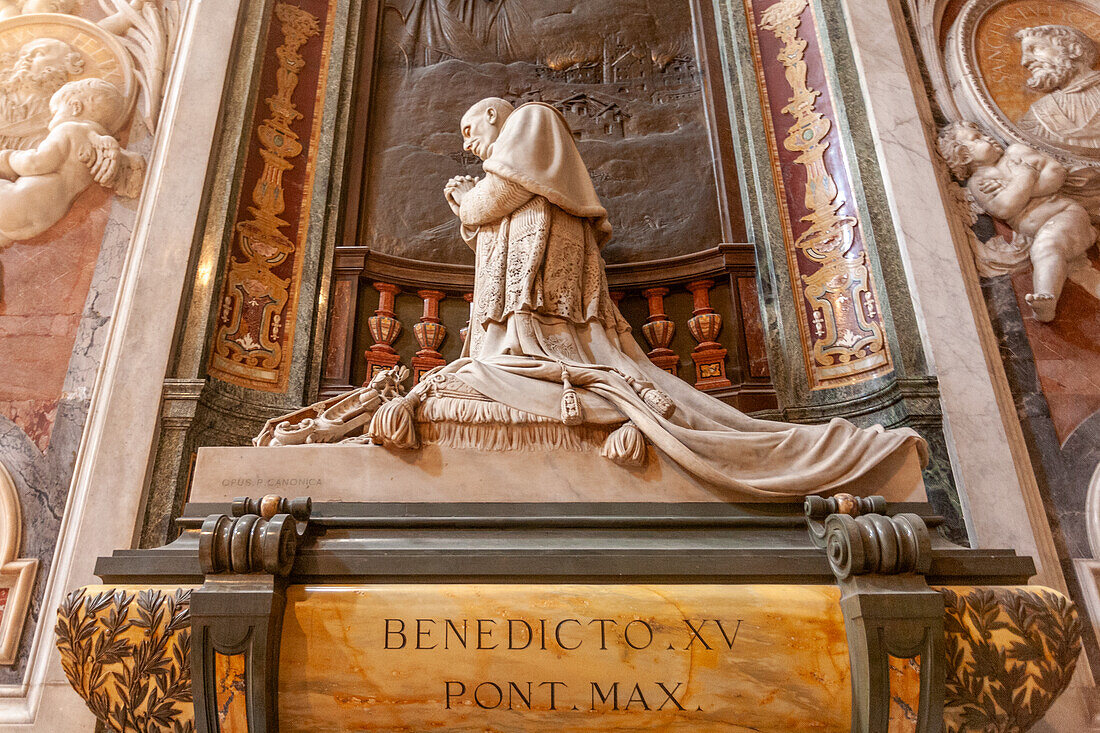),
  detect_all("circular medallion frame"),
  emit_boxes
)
[946,0,1100,165]
[0,13,136,134]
